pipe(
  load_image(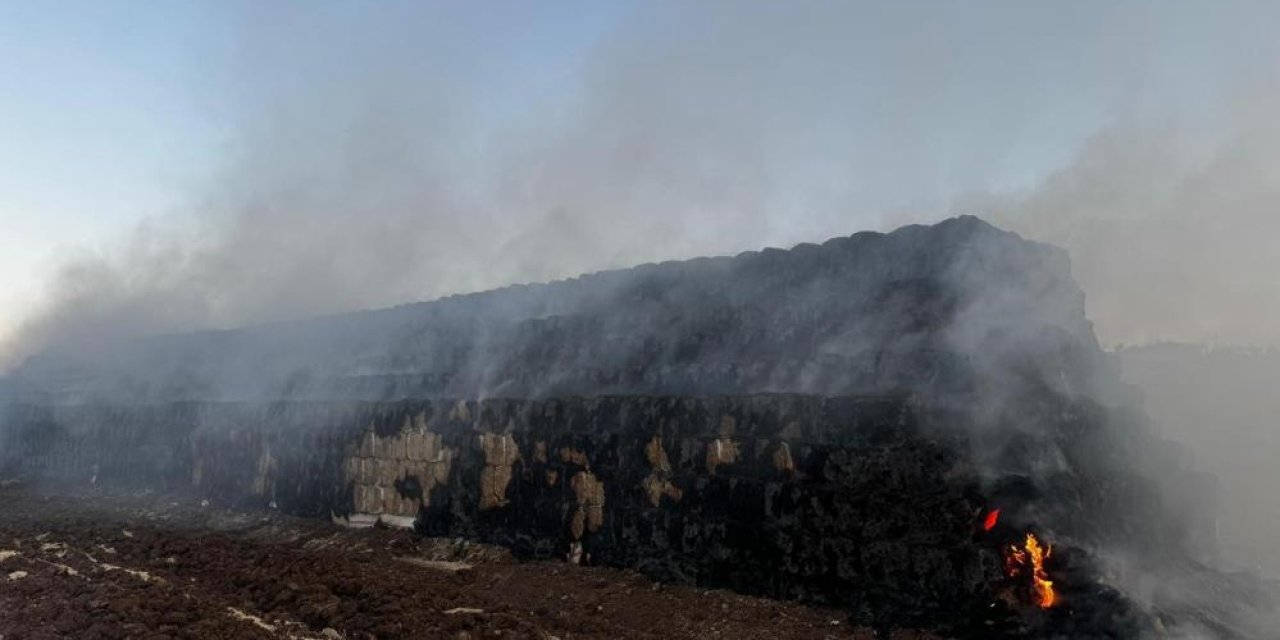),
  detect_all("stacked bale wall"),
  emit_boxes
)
[0,395,998,625]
